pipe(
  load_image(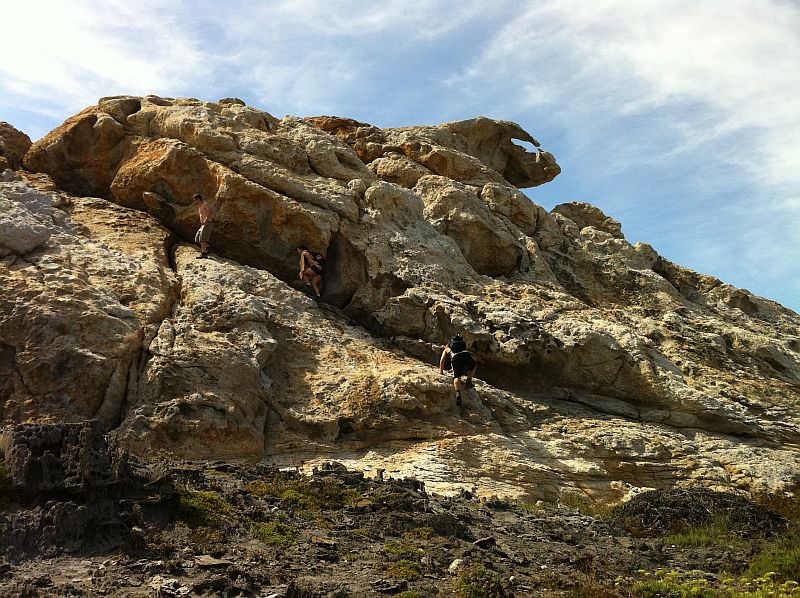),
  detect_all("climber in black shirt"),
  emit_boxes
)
[439,334,476,406]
